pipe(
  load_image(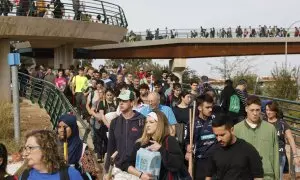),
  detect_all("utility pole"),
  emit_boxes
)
[8,53,21,143]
